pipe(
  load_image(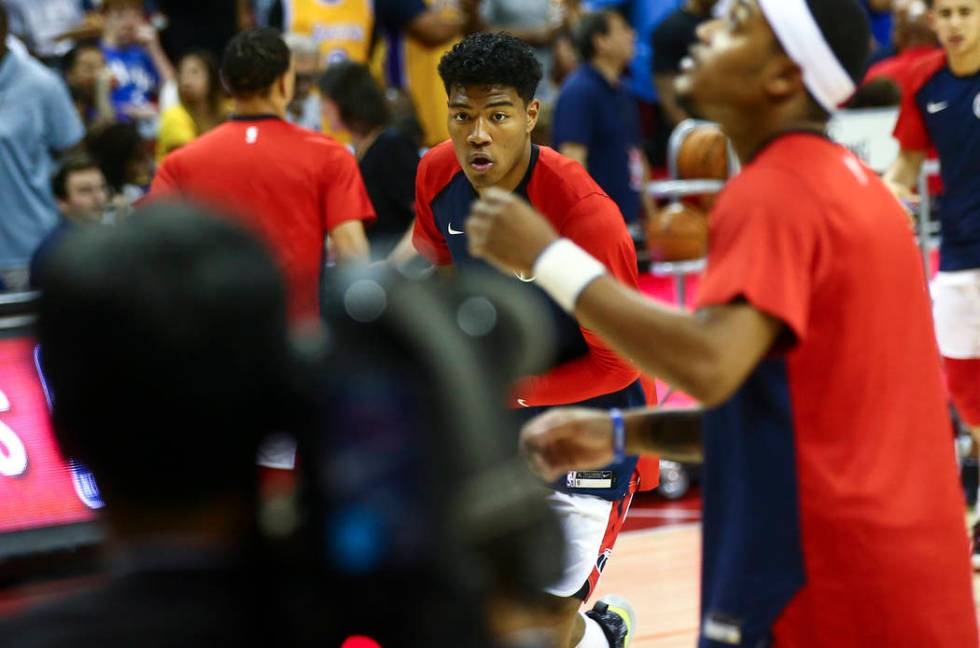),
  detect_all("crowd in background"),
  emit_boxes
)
[0,0,923,291]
